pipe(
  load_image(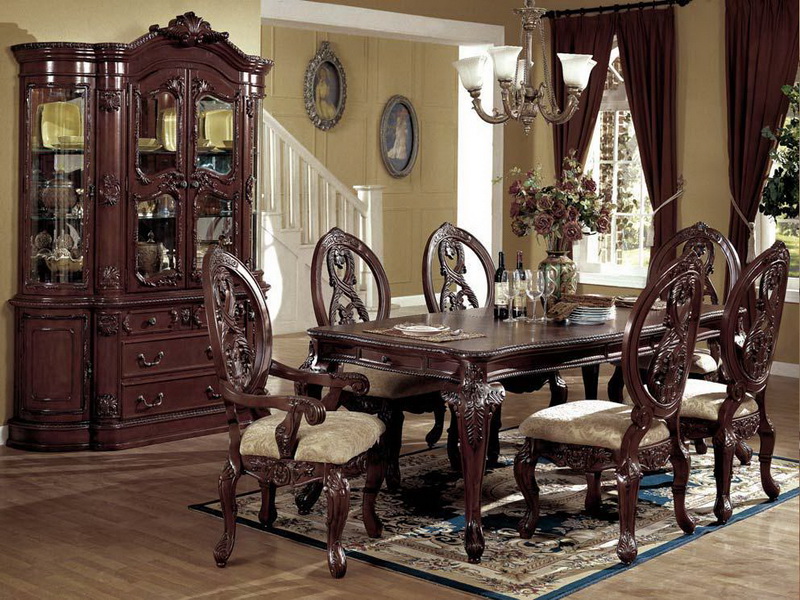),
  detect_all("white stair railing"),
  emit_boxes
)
[258,109,384,332]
